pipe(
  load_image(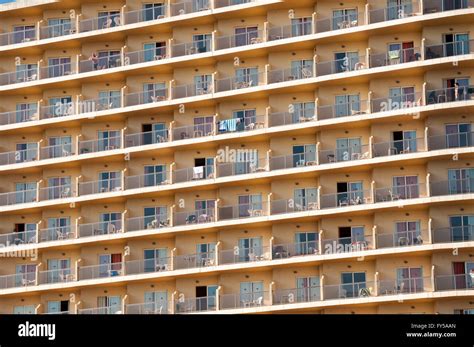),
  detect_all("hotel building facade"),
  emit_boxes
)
[0,0,473,315]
